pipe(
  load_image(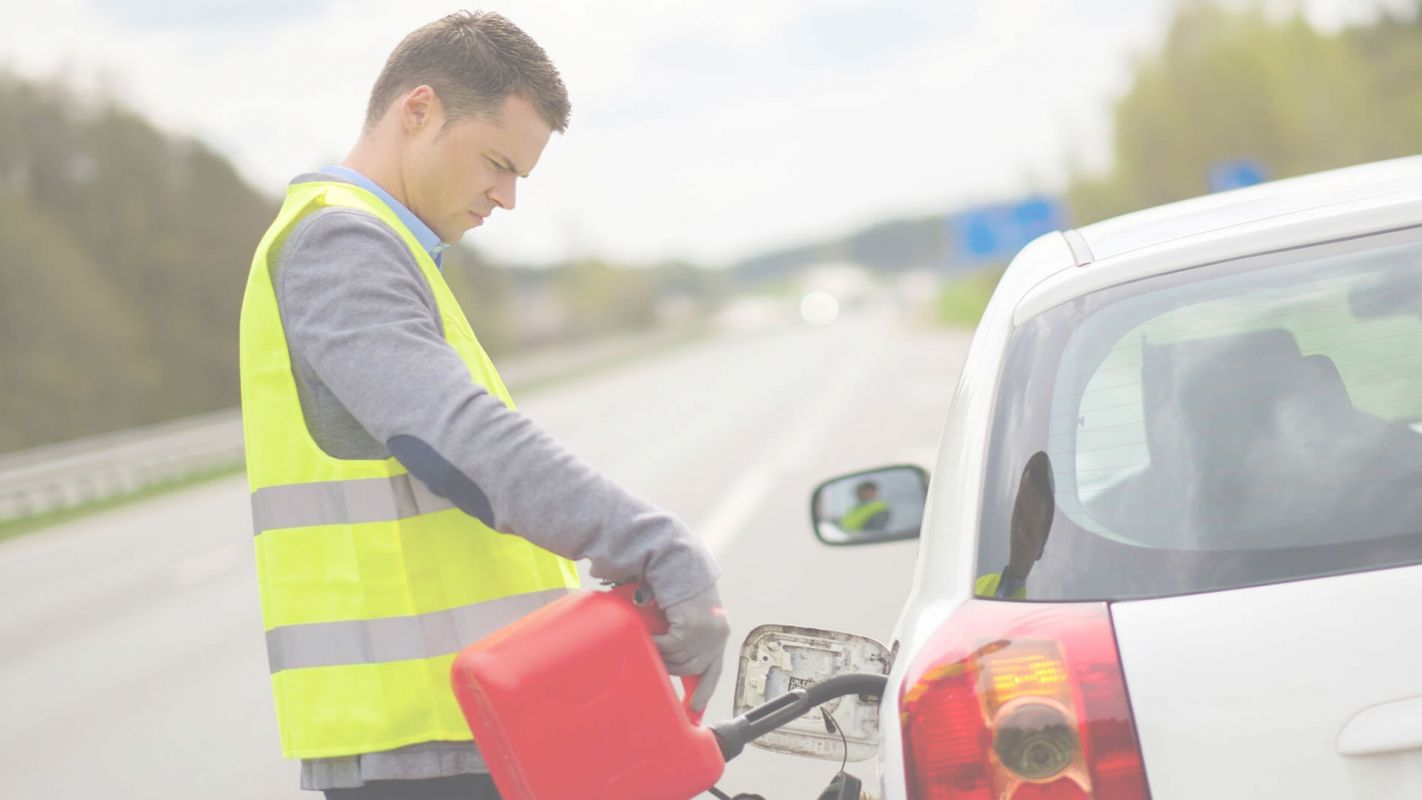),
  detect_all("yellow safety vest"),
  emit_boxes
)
[974,572,1027,600]
[238,180,580,759]
[840,499,891,532]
